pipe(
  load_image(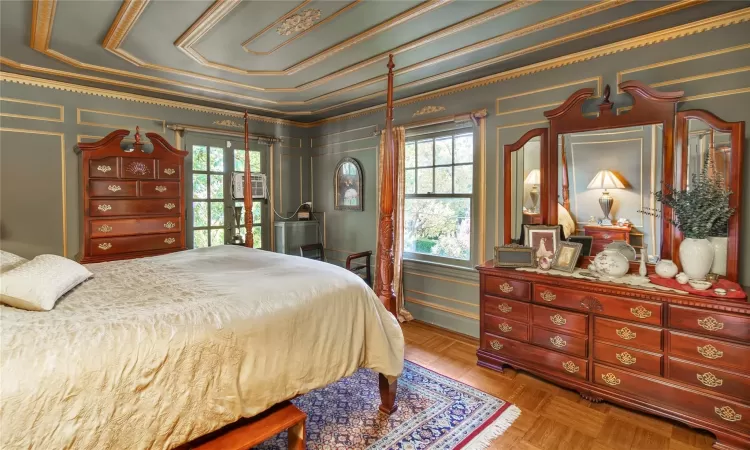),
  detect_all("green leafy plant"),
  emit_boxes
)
[640,152,733,240]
